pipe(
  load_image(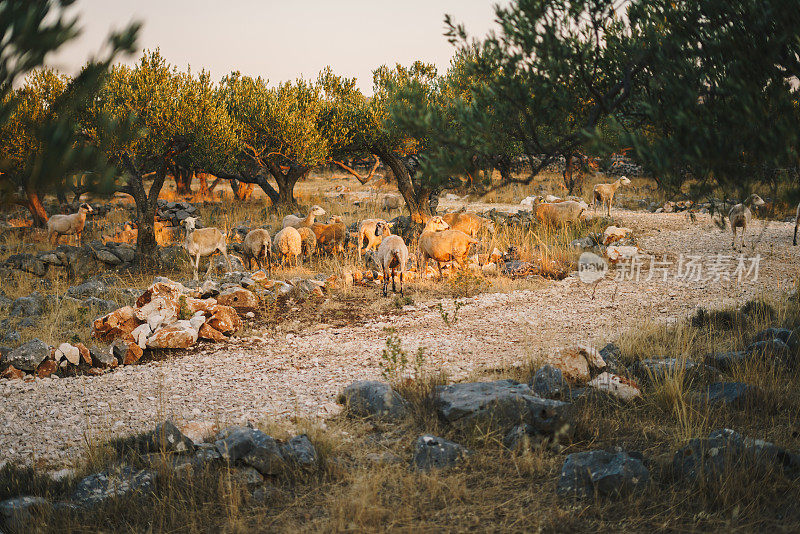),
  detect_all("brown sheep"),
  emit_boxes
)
[593,176,631,216]
[311,215,347,255]
[417,216,479,280]
[357,218,391,259]
[441,212,495,238]
[297,226,317,258]
[47,203,93,245]
[533,198,588,226]
[728,194,765,250]
[374,235,409,296]
[242,229,272,276]
[282,205,325,229]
